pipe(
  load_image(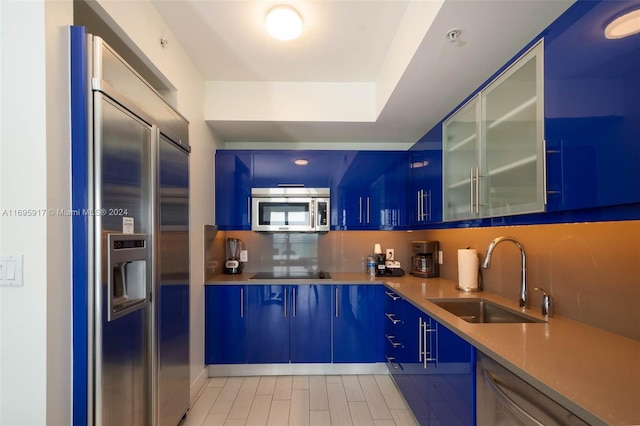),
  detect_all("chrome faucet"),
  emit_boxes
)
[482,236,527,308]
